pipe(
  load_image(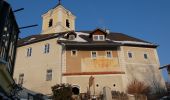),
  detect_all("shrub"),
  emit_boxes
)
[51,83,72,100]
[165,81,170,91]
[127,79,151,95]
